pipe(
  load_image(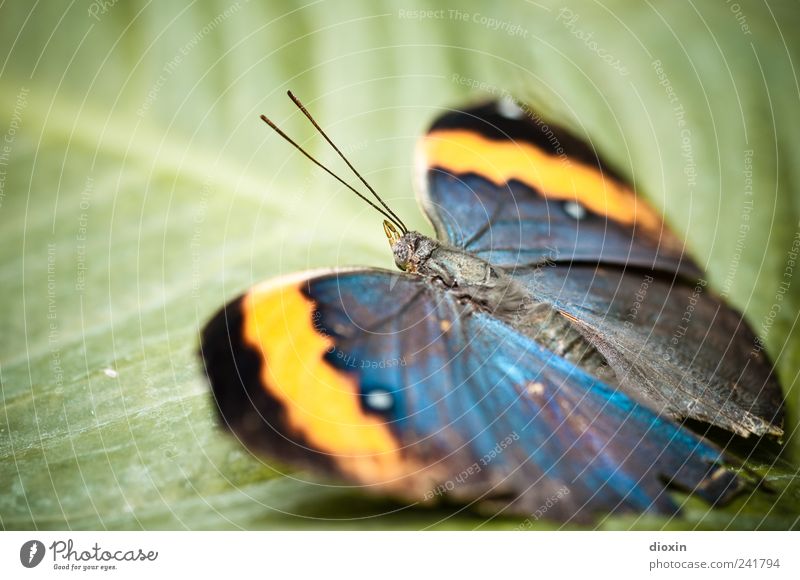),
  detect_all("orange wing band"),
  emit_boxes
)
[240,278,424,488]
[421,129,664,235]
